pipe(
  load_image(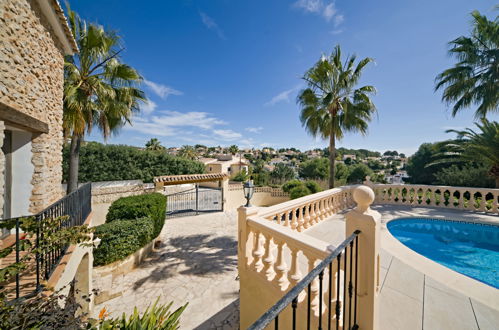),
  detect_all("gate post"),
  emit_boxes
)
[195,184,199,215]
